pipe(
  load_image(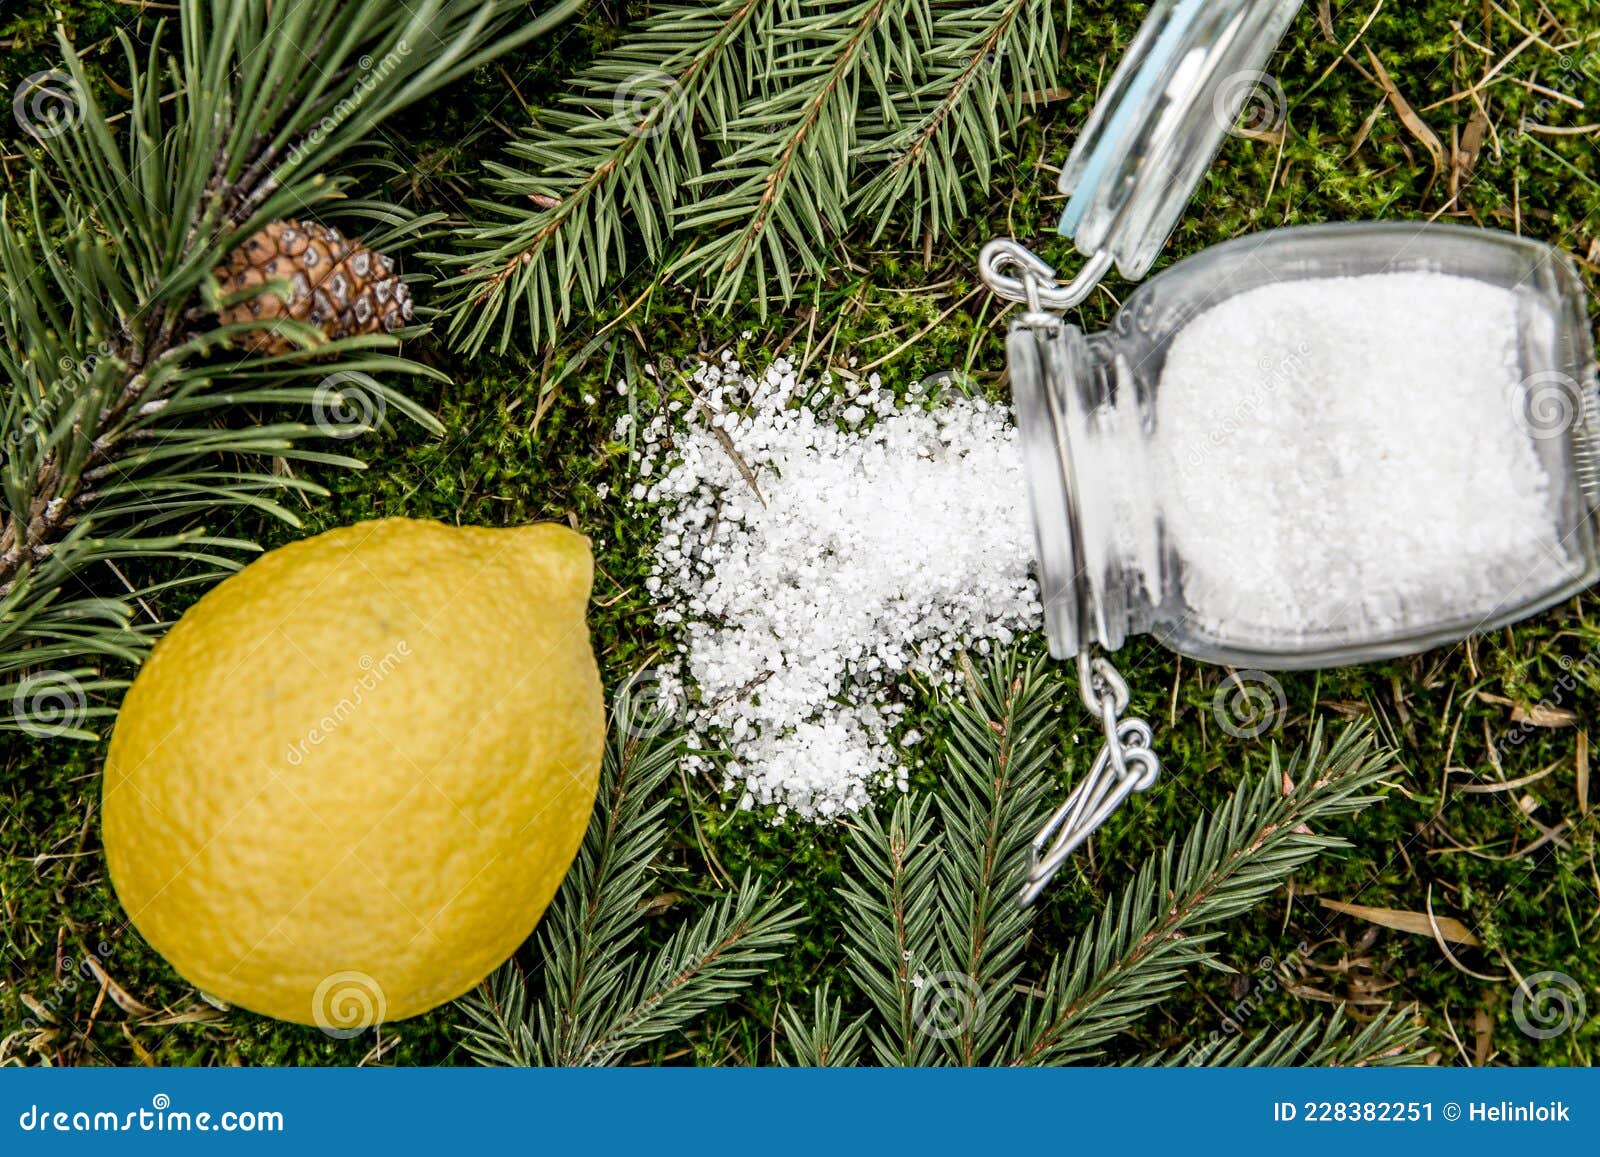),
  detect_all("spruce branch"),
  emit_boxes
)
[578,872,801,1065]
[781,654,1410,1067]
[455,677,800,1066]
[448,0,1063,347]
[1011,723,1393,1066]
[440,0,786,354]
[668,0,933,310]
[933,655,1058,1064]
[854,0,1058,239]
[777,981,867,1066]
[1148,1005,1428,1068]
[838,794,942,1065]
[0,0,579,739]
